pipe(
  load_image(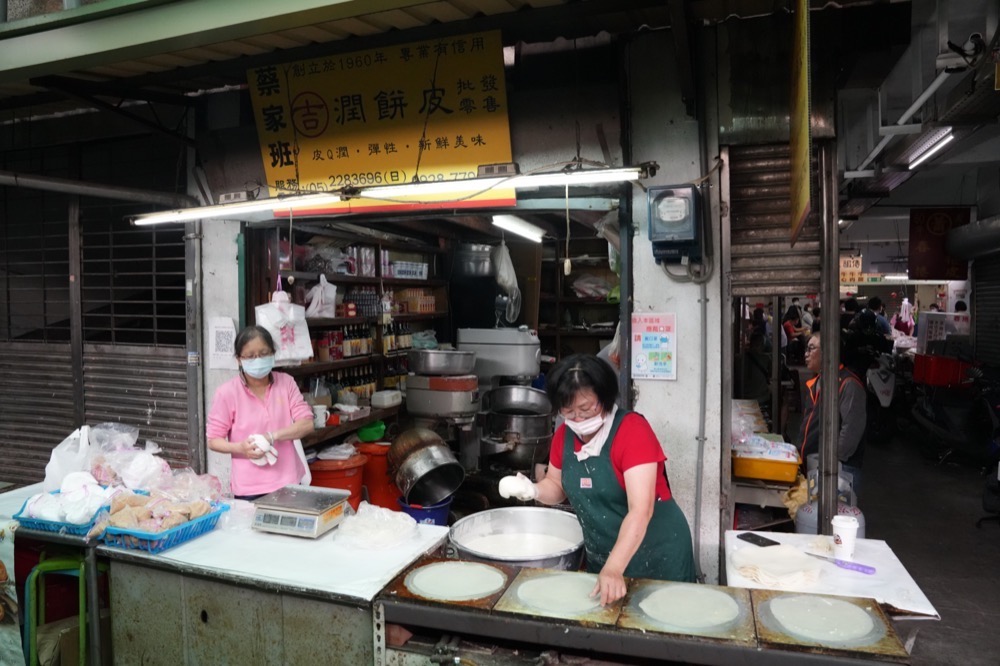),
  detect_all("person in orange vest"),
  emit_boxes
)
[796,332,867,499]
